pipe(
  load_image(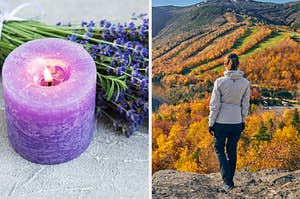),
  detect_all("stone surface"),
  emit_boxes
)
[152,169,300,199]
[0,78,149,198]
[0,1,149,198]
